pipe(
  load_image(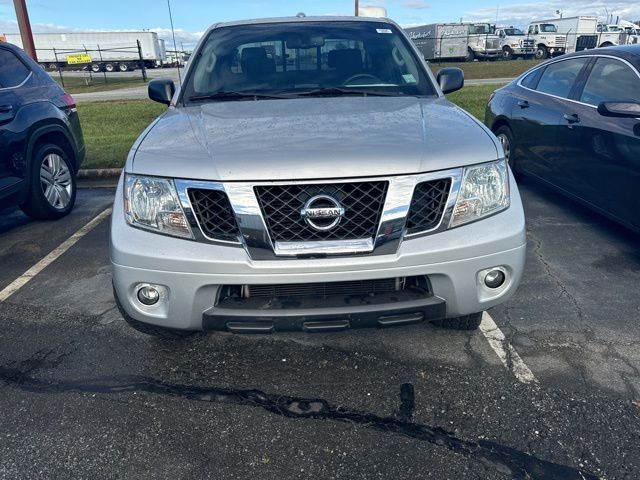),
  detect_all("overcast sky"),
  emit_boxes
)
[1,0,639,49]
